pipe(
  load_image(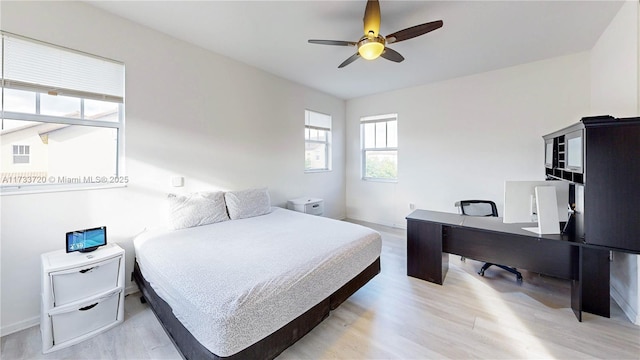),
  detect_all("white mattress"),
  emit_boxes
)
[134,207,381,357]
